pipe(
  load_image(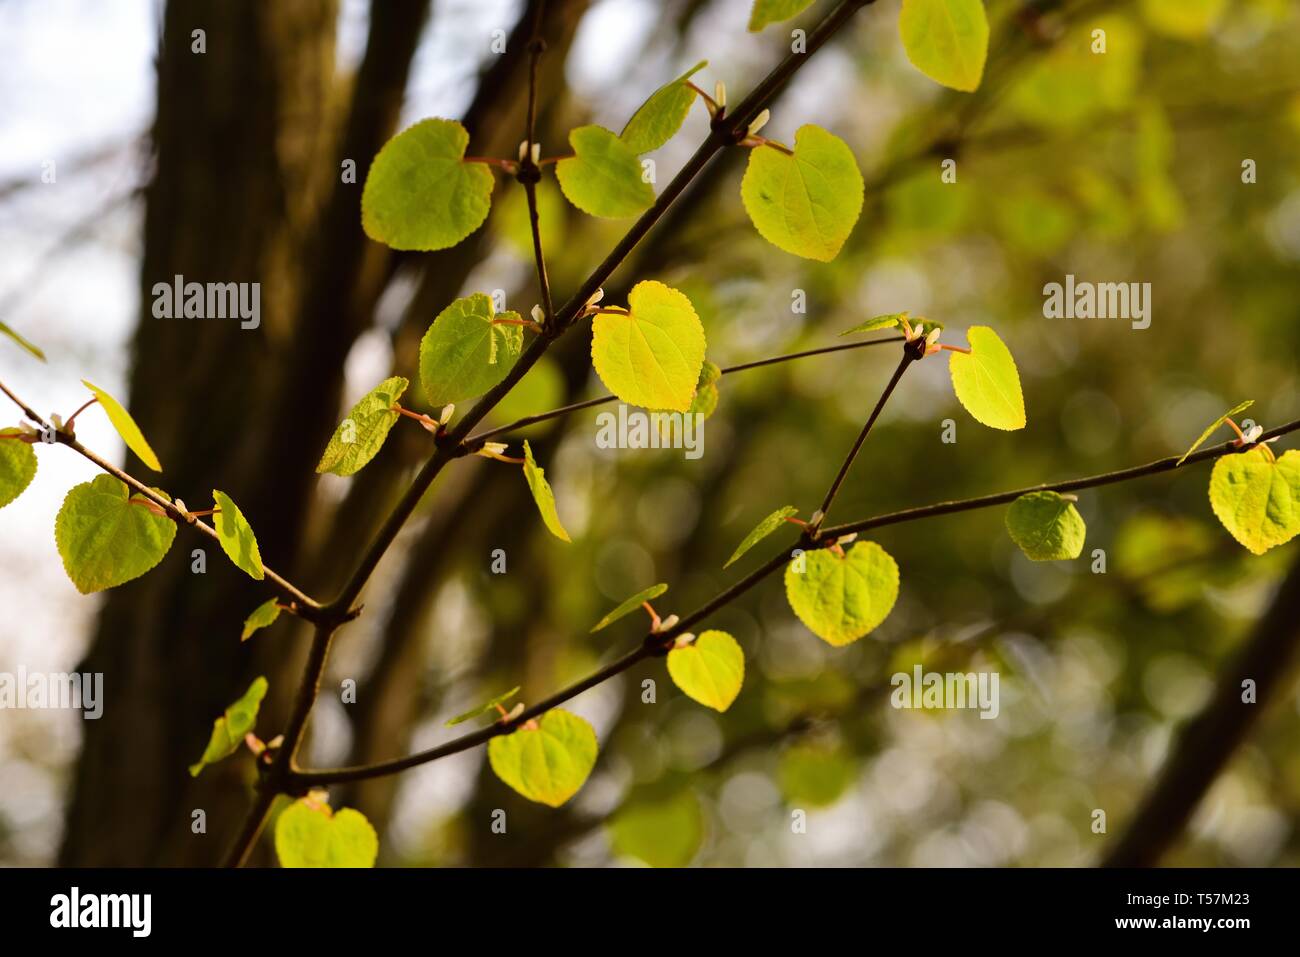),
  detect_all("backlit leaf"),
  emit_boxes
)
[667,629,744,712]
[556,125,654,218]
[241,598,281,641]
[591,280,705,412]
[785,541,899,646]
[609,790,704,867]
[748,0,815,32]
[948,326,1026,431]
[840,313,907,336]
[726,505,797,568]
[591,583,668,633]
[0,429,37,509]
[488,709,598,807]
[1208,447,1300,556]
[522,440,571,542]
[316,377,409,477]
[420,294,524,407]
[1005,491,1086,561]
[688,360,721,419]
[899,0,989,92]
[621,60,707,155]
[212,490,263,580]
[55,475,176,594]
[275,799,378,868]
[81,380,162,472]
[445,686,521,726]
[1178,400,1253,465]
[188,676,267,776]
